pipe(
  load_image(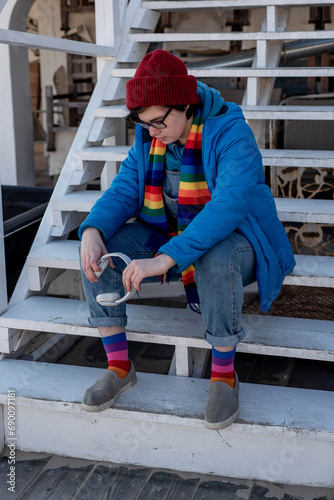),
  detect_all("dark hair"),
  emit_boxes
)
[125,104,197,122]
